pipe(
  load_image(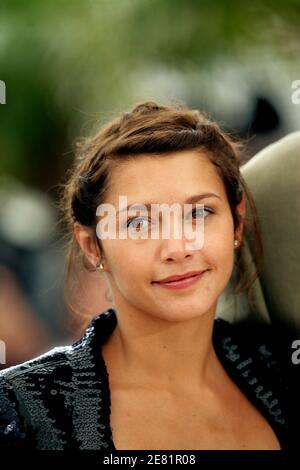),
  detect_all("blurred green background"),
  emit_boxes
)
[1,0,299,191]
[0,0,299,364]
